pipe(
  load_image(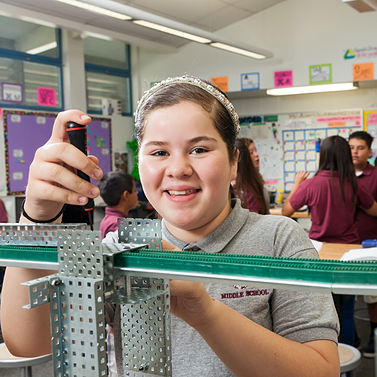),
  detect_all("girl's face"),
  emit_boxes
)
[139,101,237,242]
[248,142,259,169]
